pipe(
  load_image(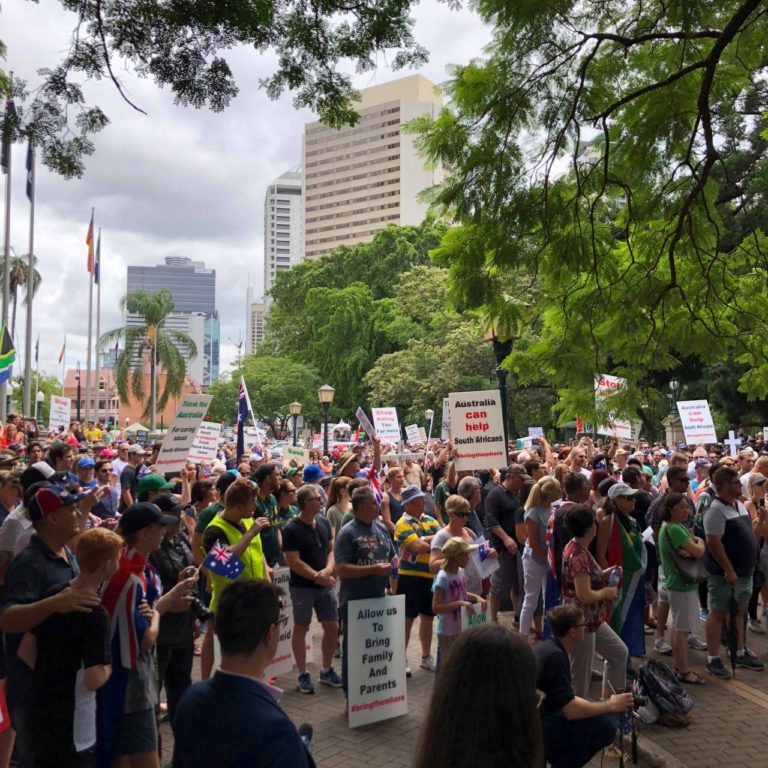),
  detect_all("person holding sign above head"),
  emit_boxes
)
[432,537,485,671]
[334,487,397,699]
